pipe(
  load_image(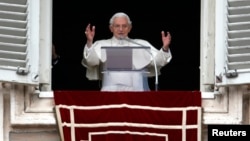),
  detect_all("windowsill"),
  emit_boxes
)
[39,91,219,99]
[39,91,54,98]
